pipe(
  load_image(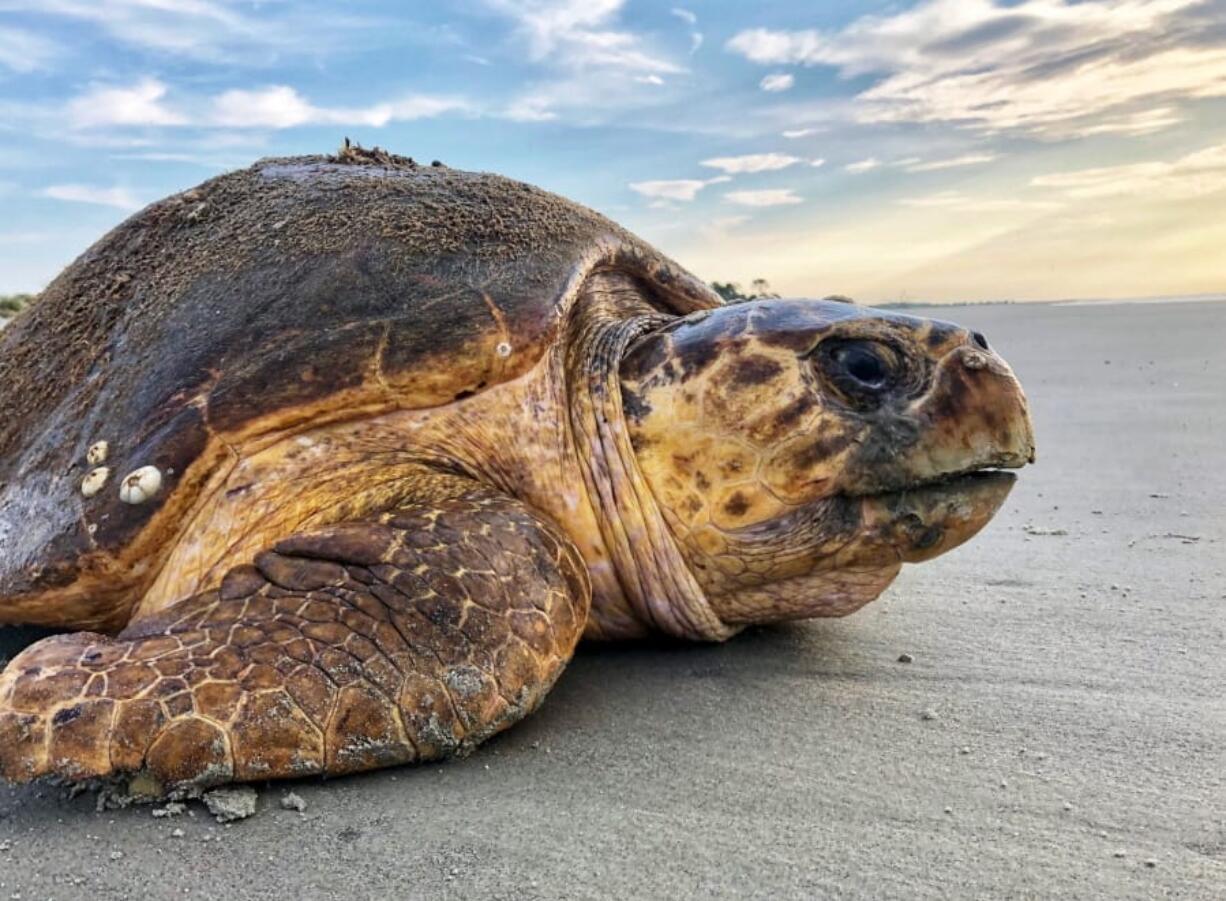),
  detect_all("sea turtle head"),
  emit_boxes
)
[618,298,1035,625]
